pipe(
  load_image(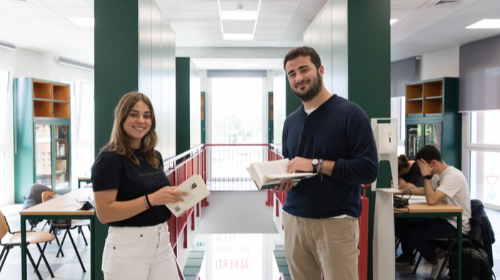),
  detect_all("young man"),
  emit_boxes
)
[275,46,379,280]
[399,145,471,280]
